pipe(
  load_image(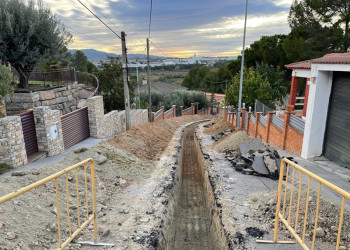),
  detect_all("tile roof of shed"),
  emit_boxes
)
[285,53,350,70]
